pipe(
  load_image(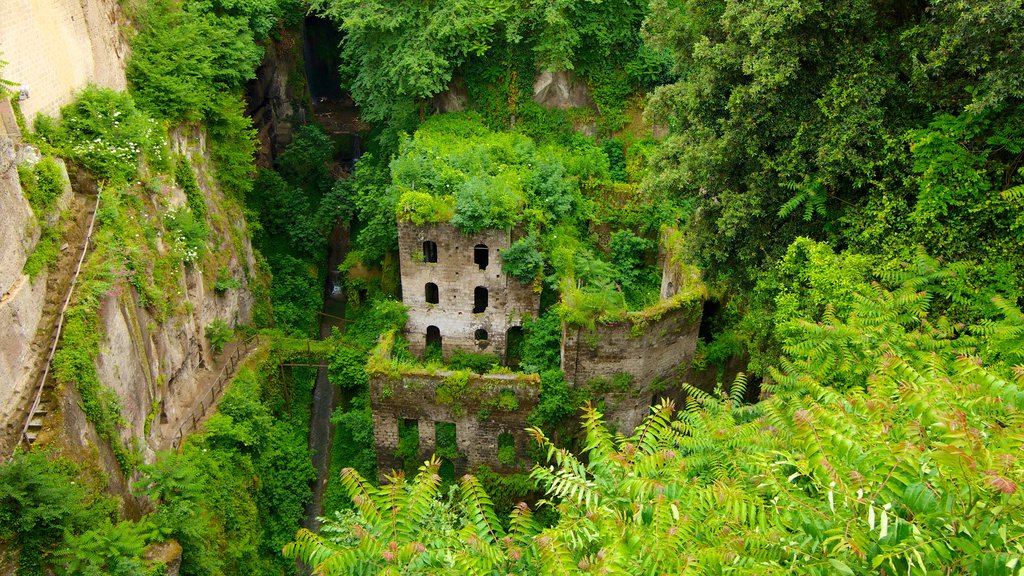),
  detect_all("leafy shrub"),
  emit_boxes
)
[502,234,545,283]
[451,174,520,233]
[395,190,455,224]
[520,310,562,373]
[18,158,65,216]
[495,389,519,412]
[128,4,262,122]
[448,350,500,374]
[212,266,241,294]
[205,319,232,354]
[36,87,165,182]
[436,370,470,408]
[0,452,116,576]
